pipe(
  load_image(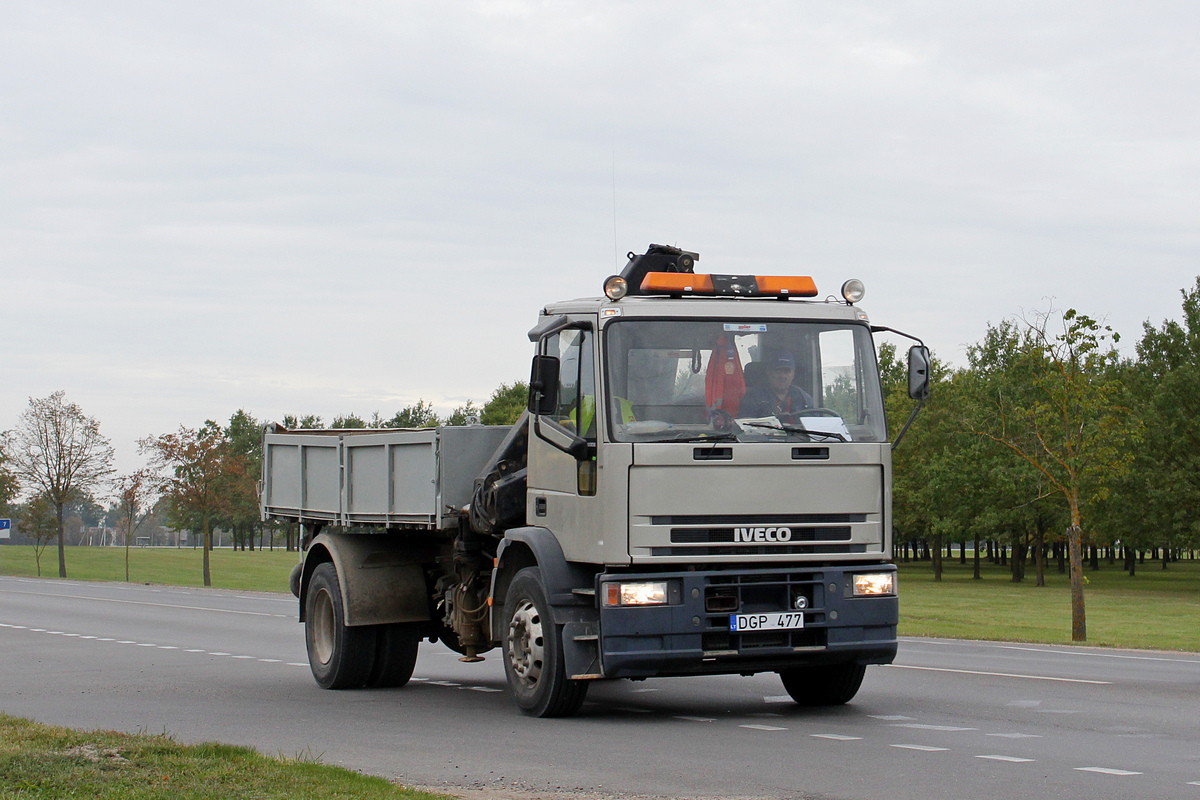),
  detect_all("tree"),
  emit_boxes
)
[0,442,18,513]
[281,414,323,429]
[113,470,159,582]
[961,310,1140,641]
[382,400,439,428]
[481,382,528,426]
[4,392,115,578]
[18,493,59,576]
[444,401,482,426]
[141,421,230,587]
[222,410,263,550]
[330,413,368,428]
